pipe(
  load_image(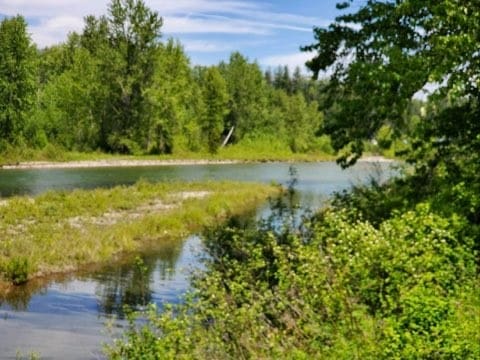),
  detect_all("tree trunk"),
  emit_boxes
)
[221,126,235,148]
